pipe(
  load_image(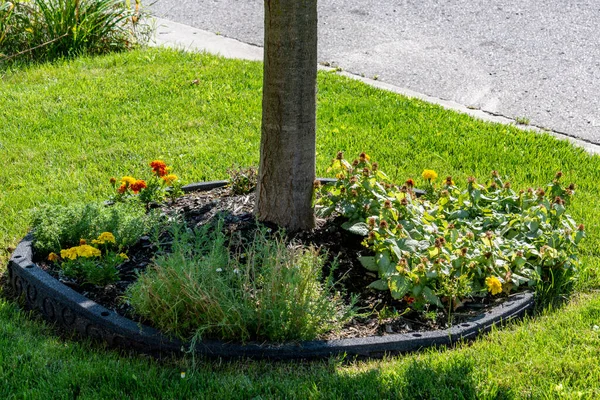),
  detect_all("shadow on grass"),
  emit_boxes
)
[312,354,515,400]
